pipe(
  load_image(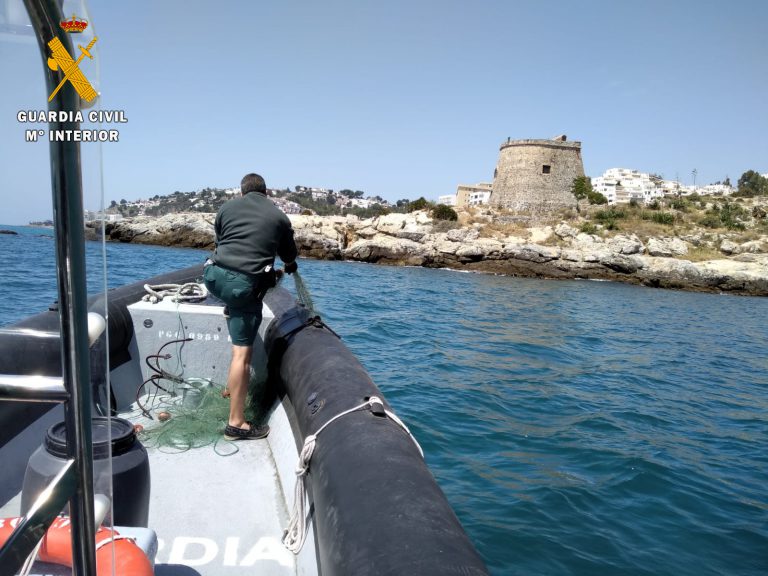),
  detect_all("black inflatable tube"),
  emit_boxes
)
[0,265,204,448]
[264,289,489,576]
